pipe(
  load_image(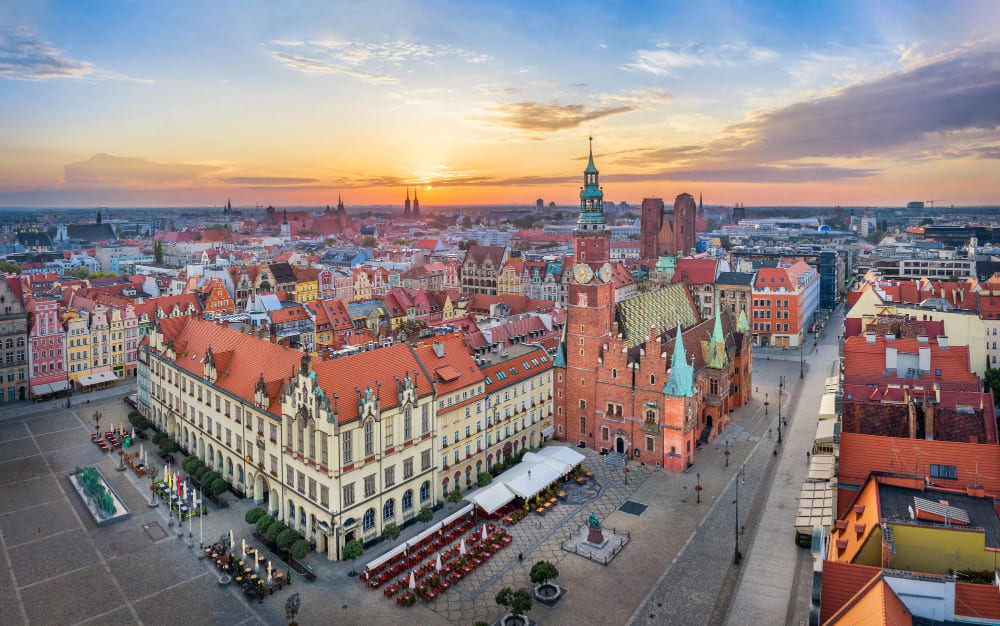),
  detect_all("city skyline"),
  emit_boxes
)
[1,0,999,208]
